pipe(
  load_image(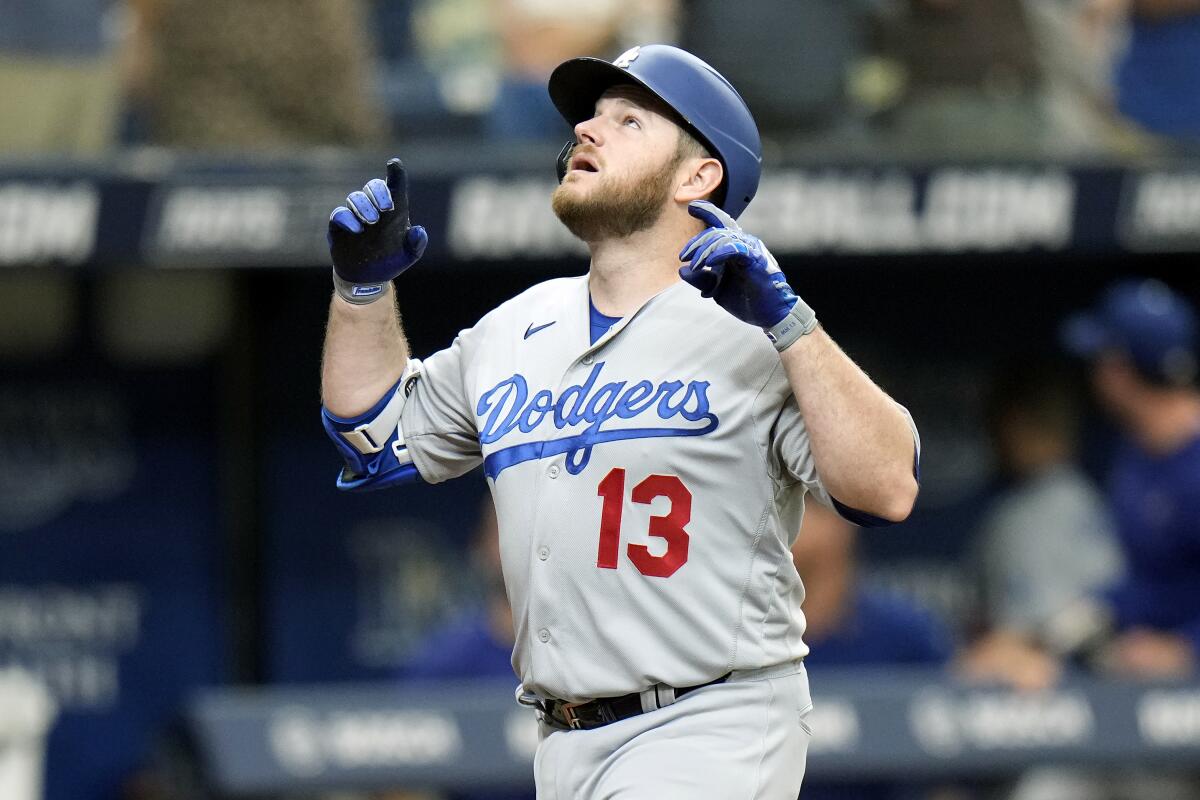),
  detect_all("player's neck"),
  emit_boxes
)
[586,213,699,316]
